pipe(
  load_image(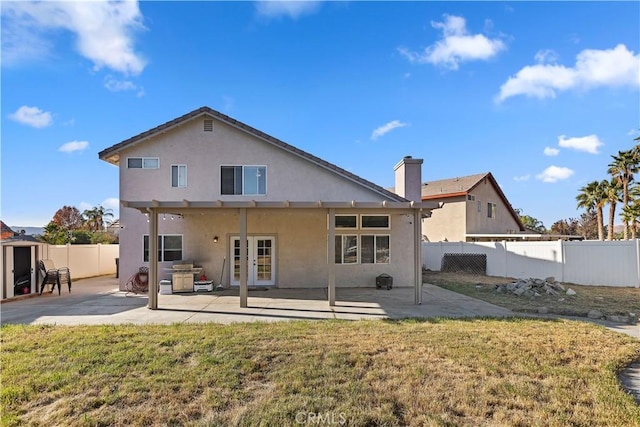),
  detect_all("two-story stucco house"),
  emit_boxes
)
[420,173,525,242]
[98,107,438,308]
